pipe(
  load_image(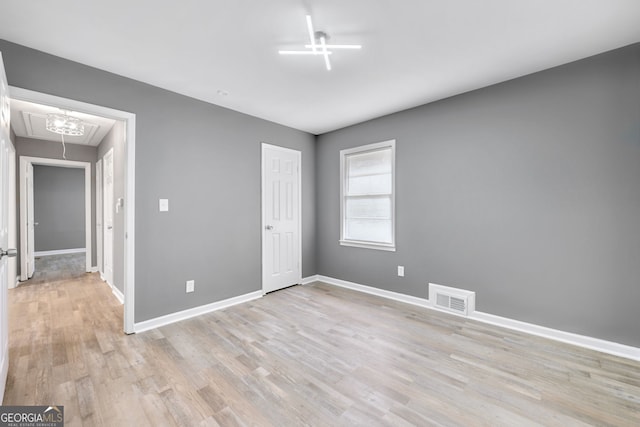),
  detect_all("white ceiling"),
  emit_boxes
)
[1,1,639,135]
[10,99,116,146]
